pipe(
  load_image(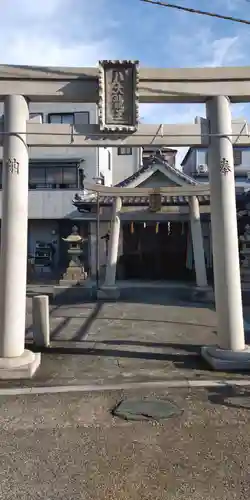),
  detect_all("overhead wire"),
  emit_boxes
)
[140,0,250,25]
